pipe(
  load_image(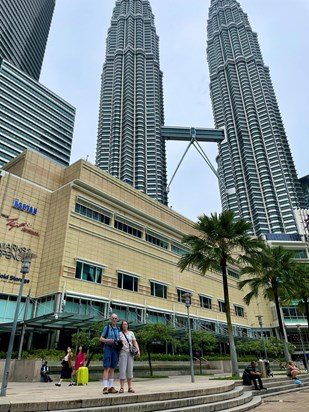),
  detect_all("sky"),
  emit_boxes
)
[40,0,309,222]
